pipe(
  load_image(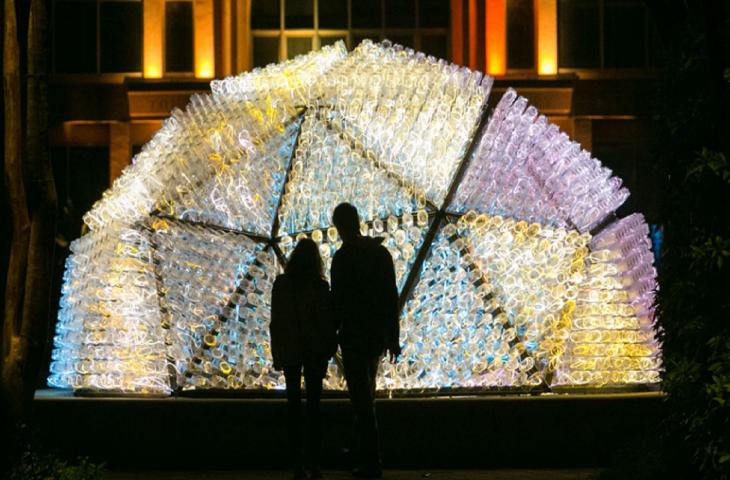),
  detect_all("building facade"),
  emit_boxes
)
[50,0,662,242]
